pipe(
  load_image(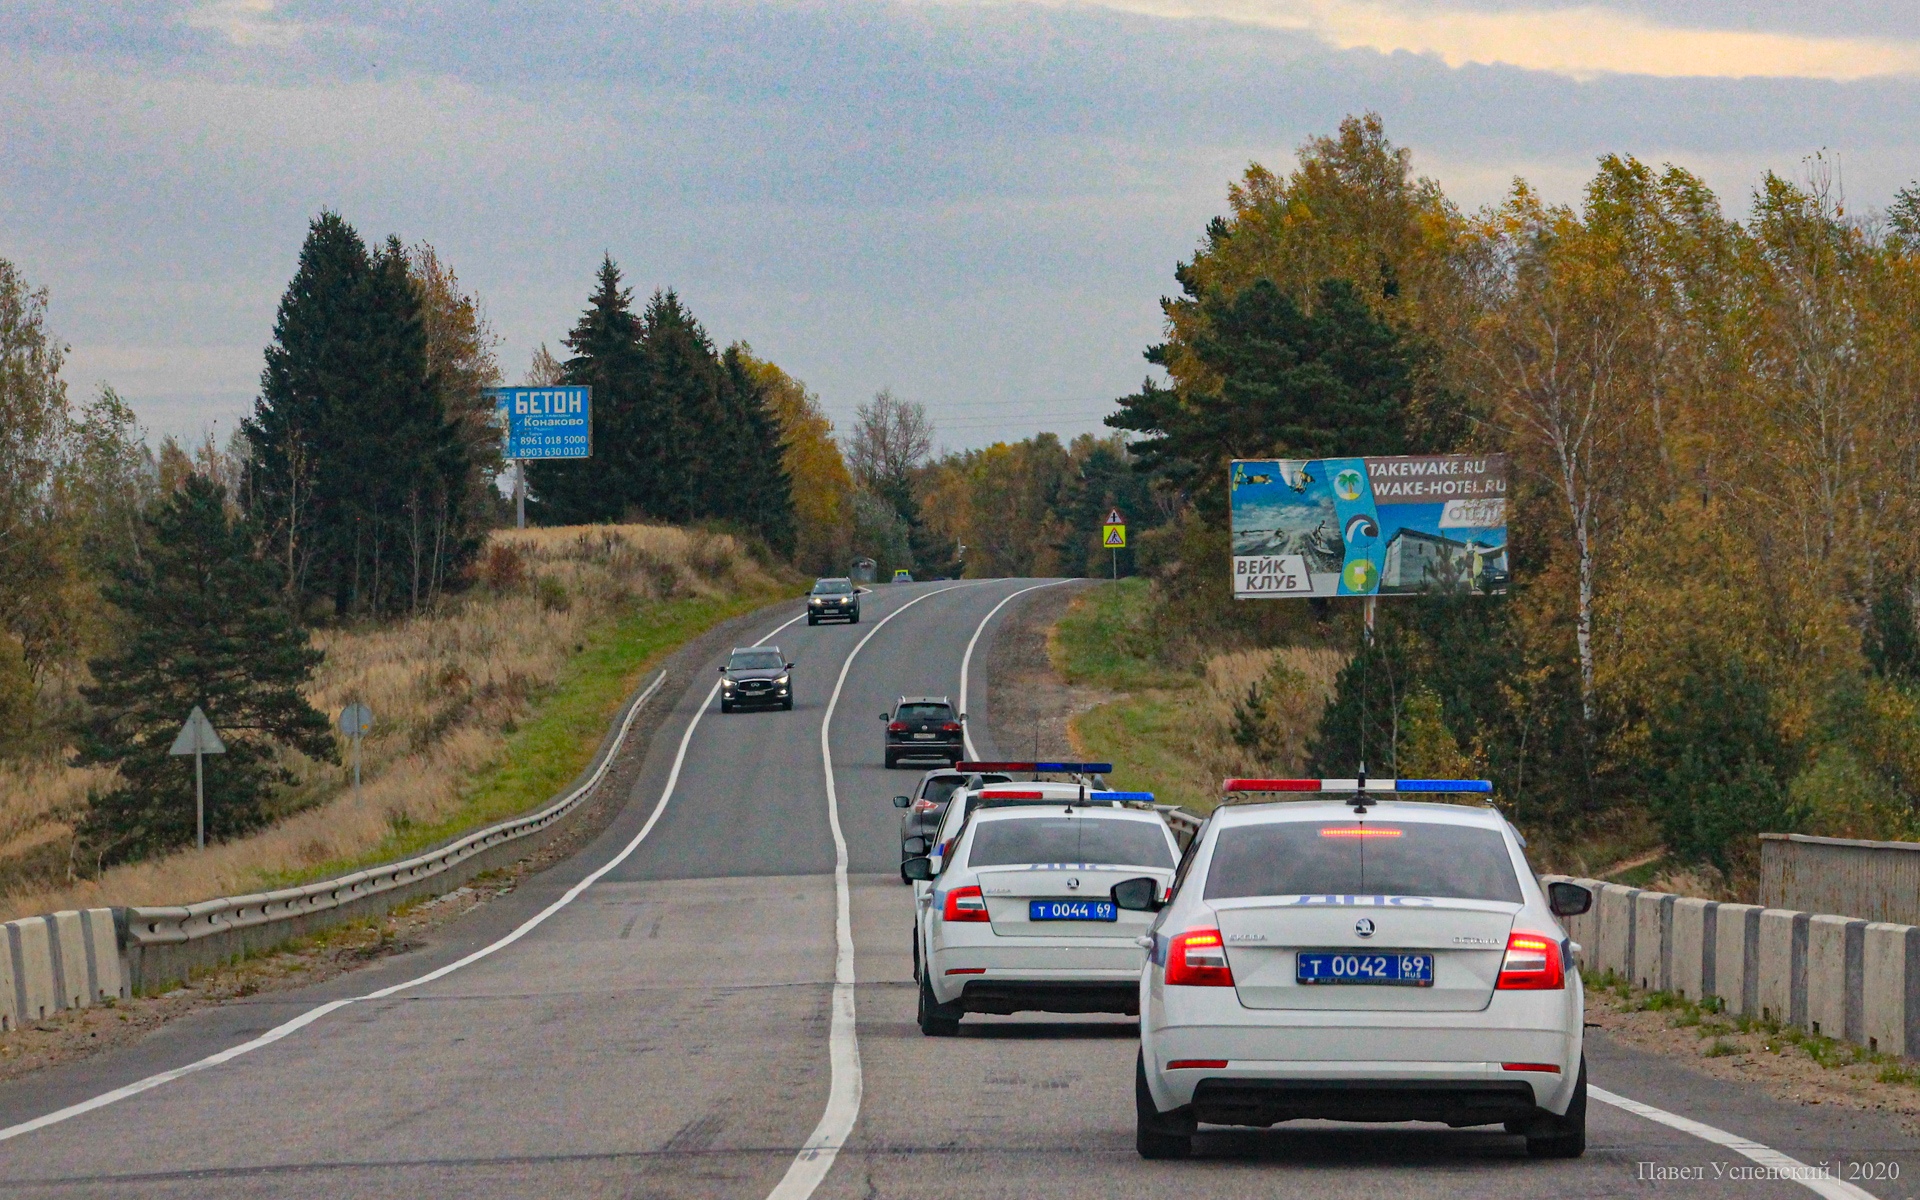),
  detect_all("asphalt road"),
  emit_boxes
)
[0,578,1914,1199]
